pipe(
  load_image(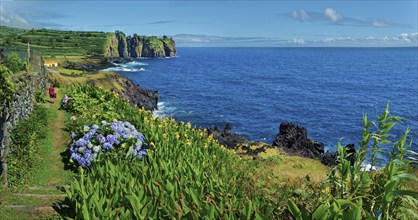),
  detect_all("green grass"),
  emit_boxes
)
[29,103,75,187]
[50,67,84,76]
[0,189,31,220]
[0,88,75,218]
